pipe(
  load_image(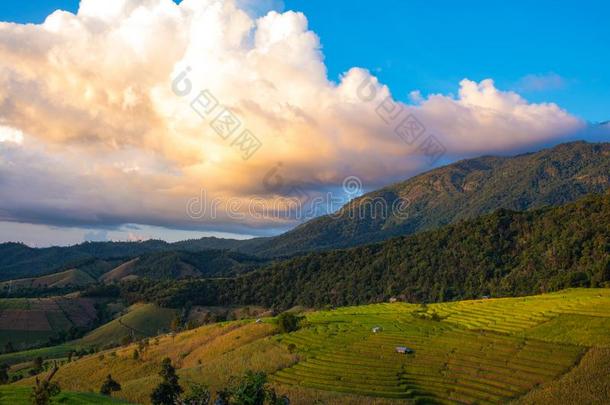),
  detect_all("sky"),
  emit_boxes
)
[0,0,608,247]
